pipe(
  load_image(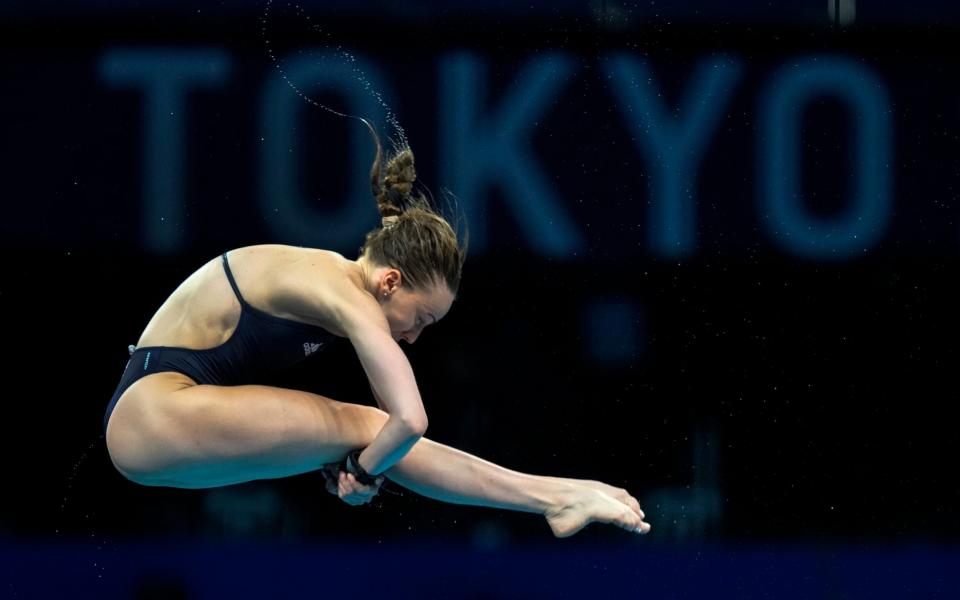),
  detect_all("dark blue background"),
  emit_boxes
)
[1,1,958,597]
